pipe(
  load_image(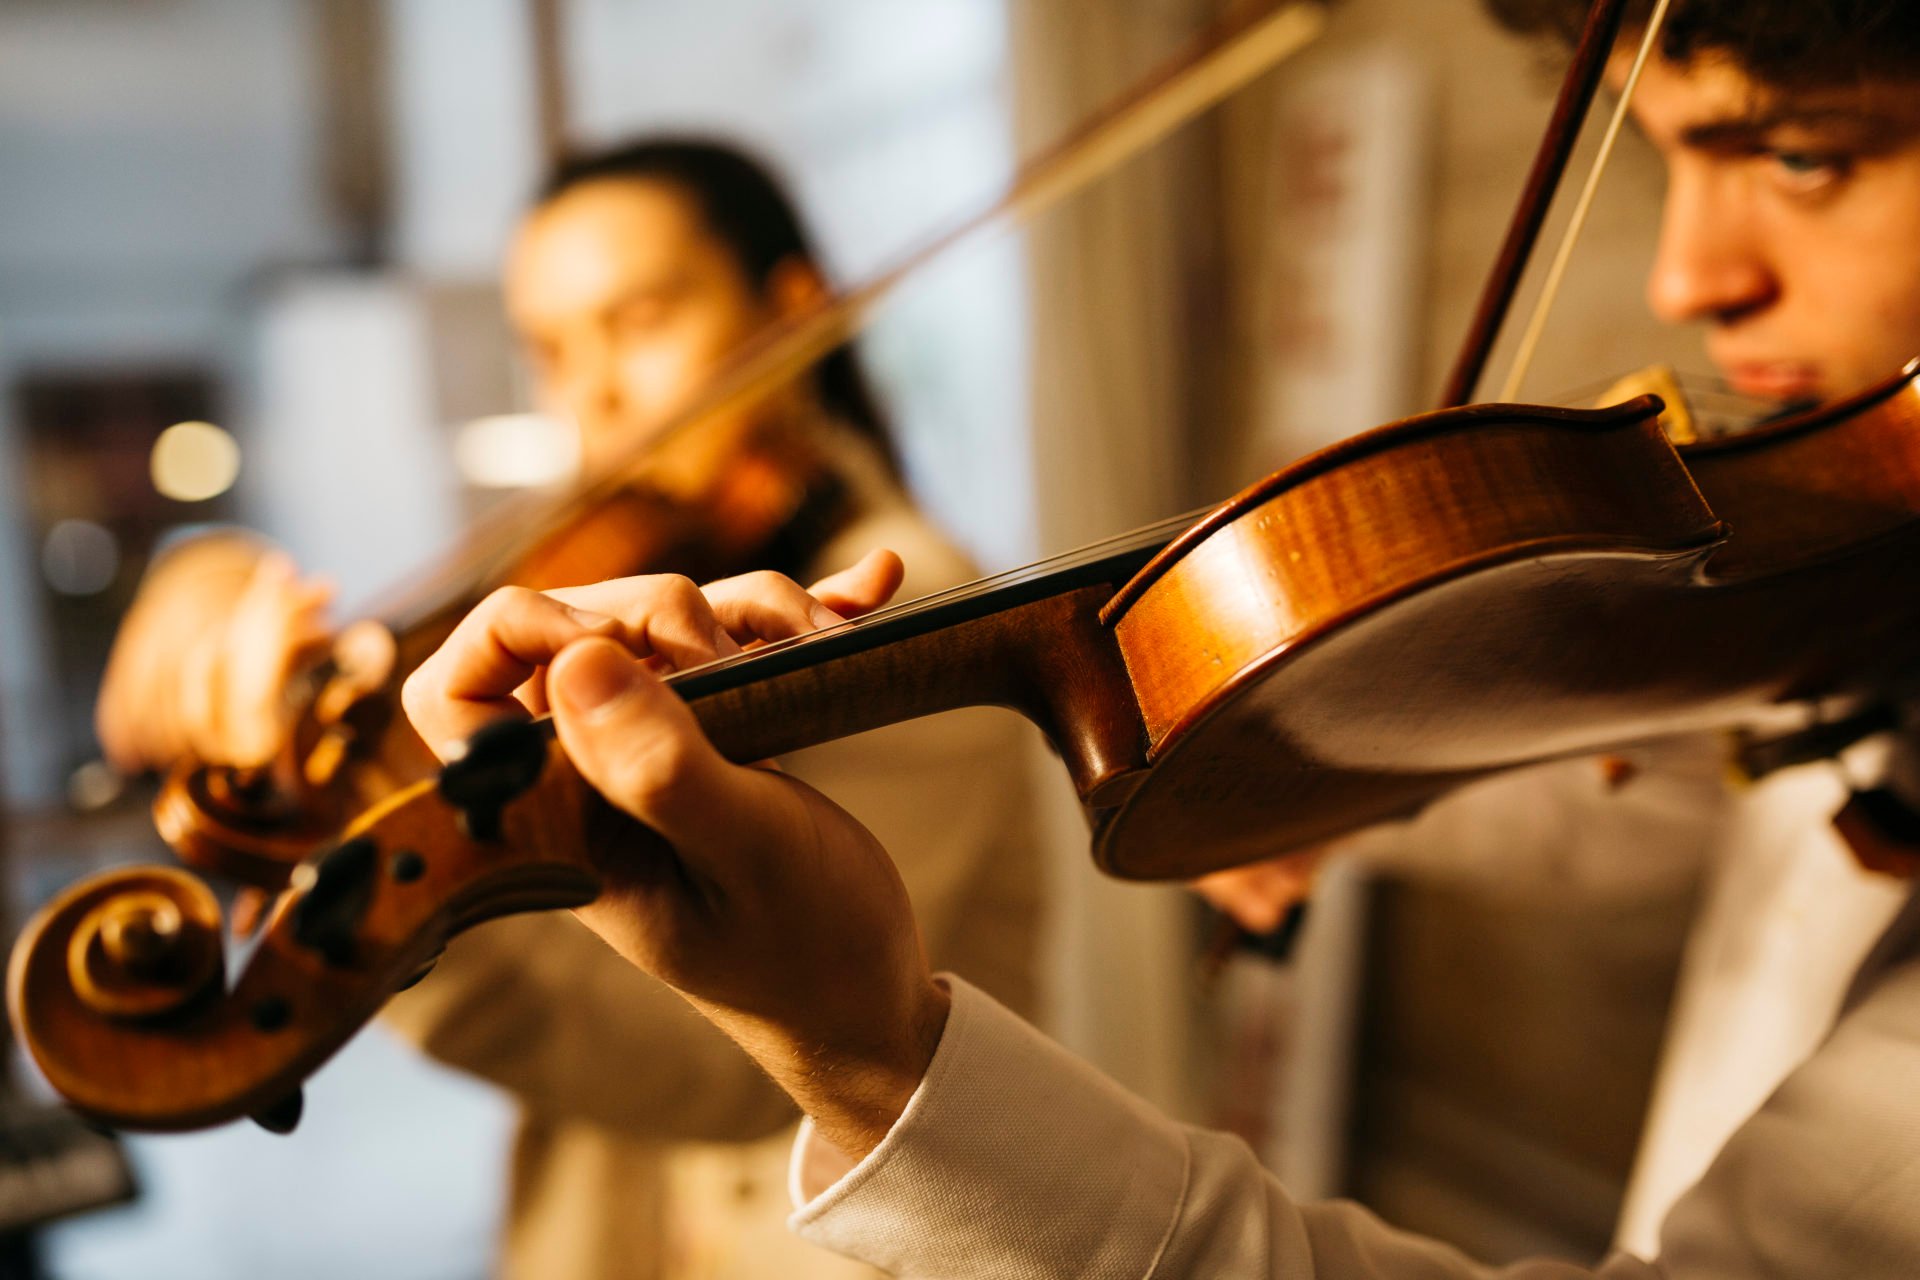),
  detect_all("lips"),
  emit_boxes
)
[1718,360,1823,403]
